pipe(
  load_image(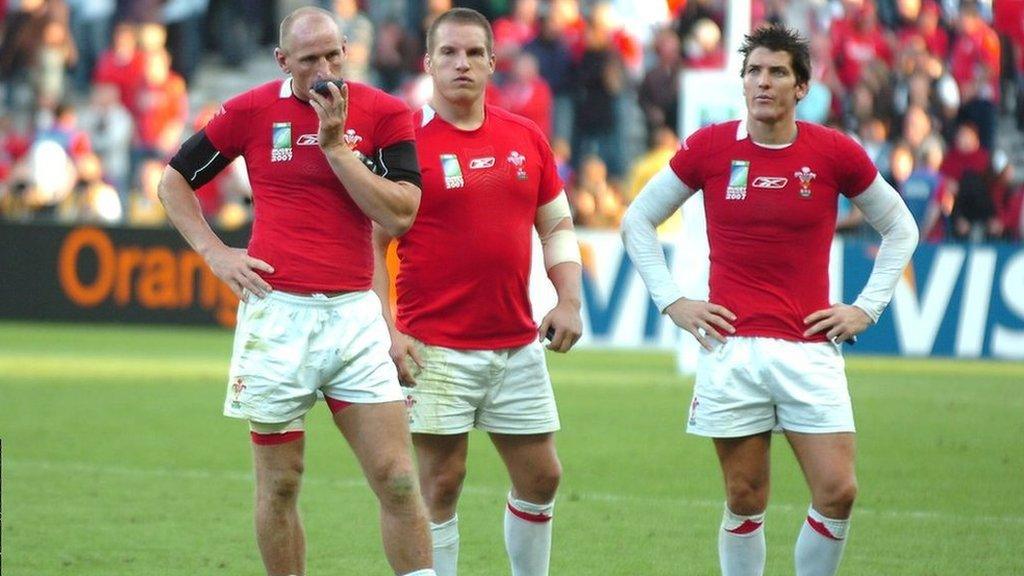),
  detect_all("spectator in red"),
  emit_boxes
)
[949,2,1001,103]
[940,122,990,184]
[496,52,553,138]
[896,0,949,61]
[940,122,999,240]
[128,47,187,189]
[493,0,539,76]
[831,0,895,91]
[93,22,145,110]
